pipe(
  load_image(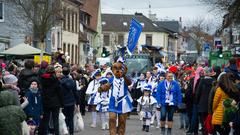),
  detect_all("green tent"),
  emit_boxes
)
[0,43,49,56]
